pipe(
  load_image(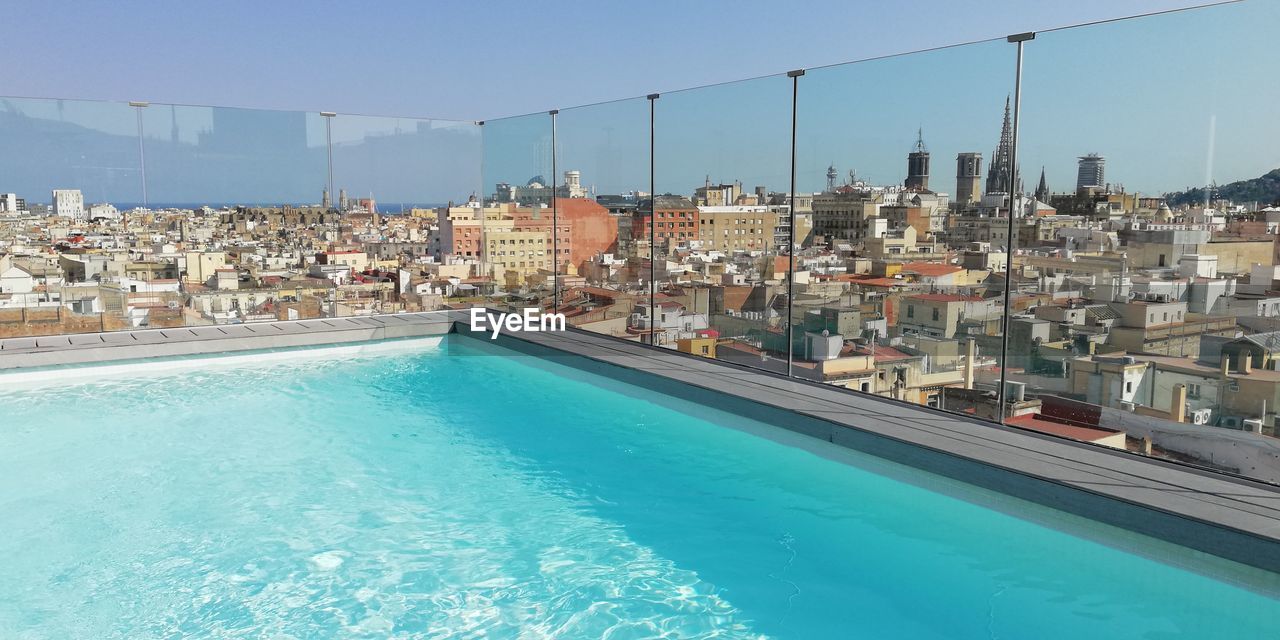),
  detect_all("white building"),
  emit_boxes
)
[0,264,36,294]
[88,203,120,221]
[0,193,25,214]
[492,170,589,204]
[52,189,85,221]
